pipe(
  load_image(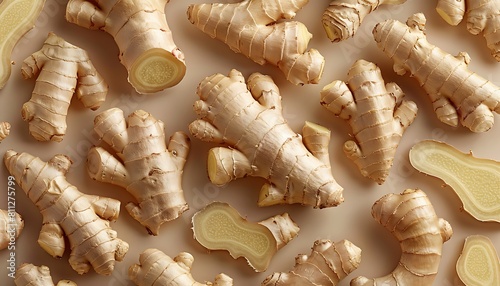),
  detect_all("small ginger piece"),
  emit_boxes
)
[191,202,299,272]
[321,59,417,184]
[263,239,361,286]
[0,209,24,250]
[410,140,500,223]
[15,263,76,286]
[456,235,500,286]
[129,248,233,286]
[351,189,453,286]
[4,150,129,275]
[0,0,45,89]
[66,0,185,93]
[22,32,108,142]
[189,69,343,208]
[187,0,324,85]
[373,13,500,132]
[0,121,10,142]
[87,108,190,235]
